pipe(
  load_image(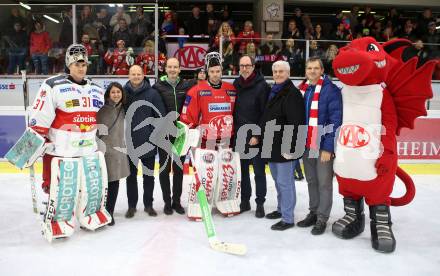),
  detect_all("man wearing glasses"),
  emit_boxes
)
[233,55,270,218]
